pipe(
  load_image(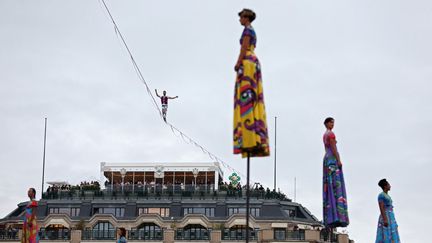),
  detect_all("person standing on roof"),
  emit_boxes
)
[155,89,178,122]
